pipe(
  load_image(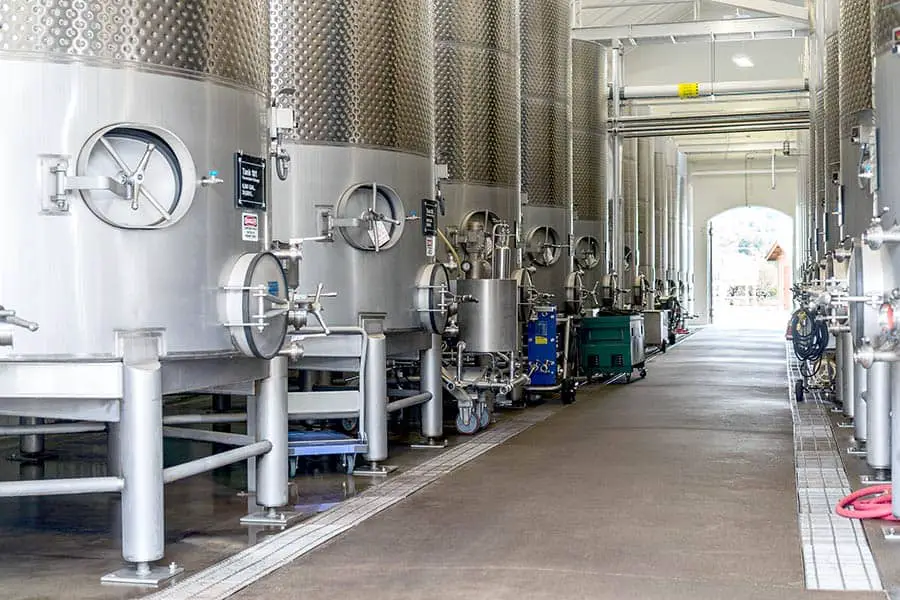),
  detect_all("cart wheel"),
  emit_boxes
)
[640,369,647,379]
[288,457,298,478]
[661,341,667,353]
[478,404,492,429]
[341,418,359,433]
[795,379,805,403]
[625,374,632,384]
[343,453,357,475]
[561,381,576,405]
[456,410,479,435]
